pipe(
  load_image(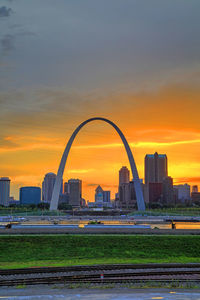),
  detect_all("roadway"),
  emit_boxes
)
[1,287,200,299]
